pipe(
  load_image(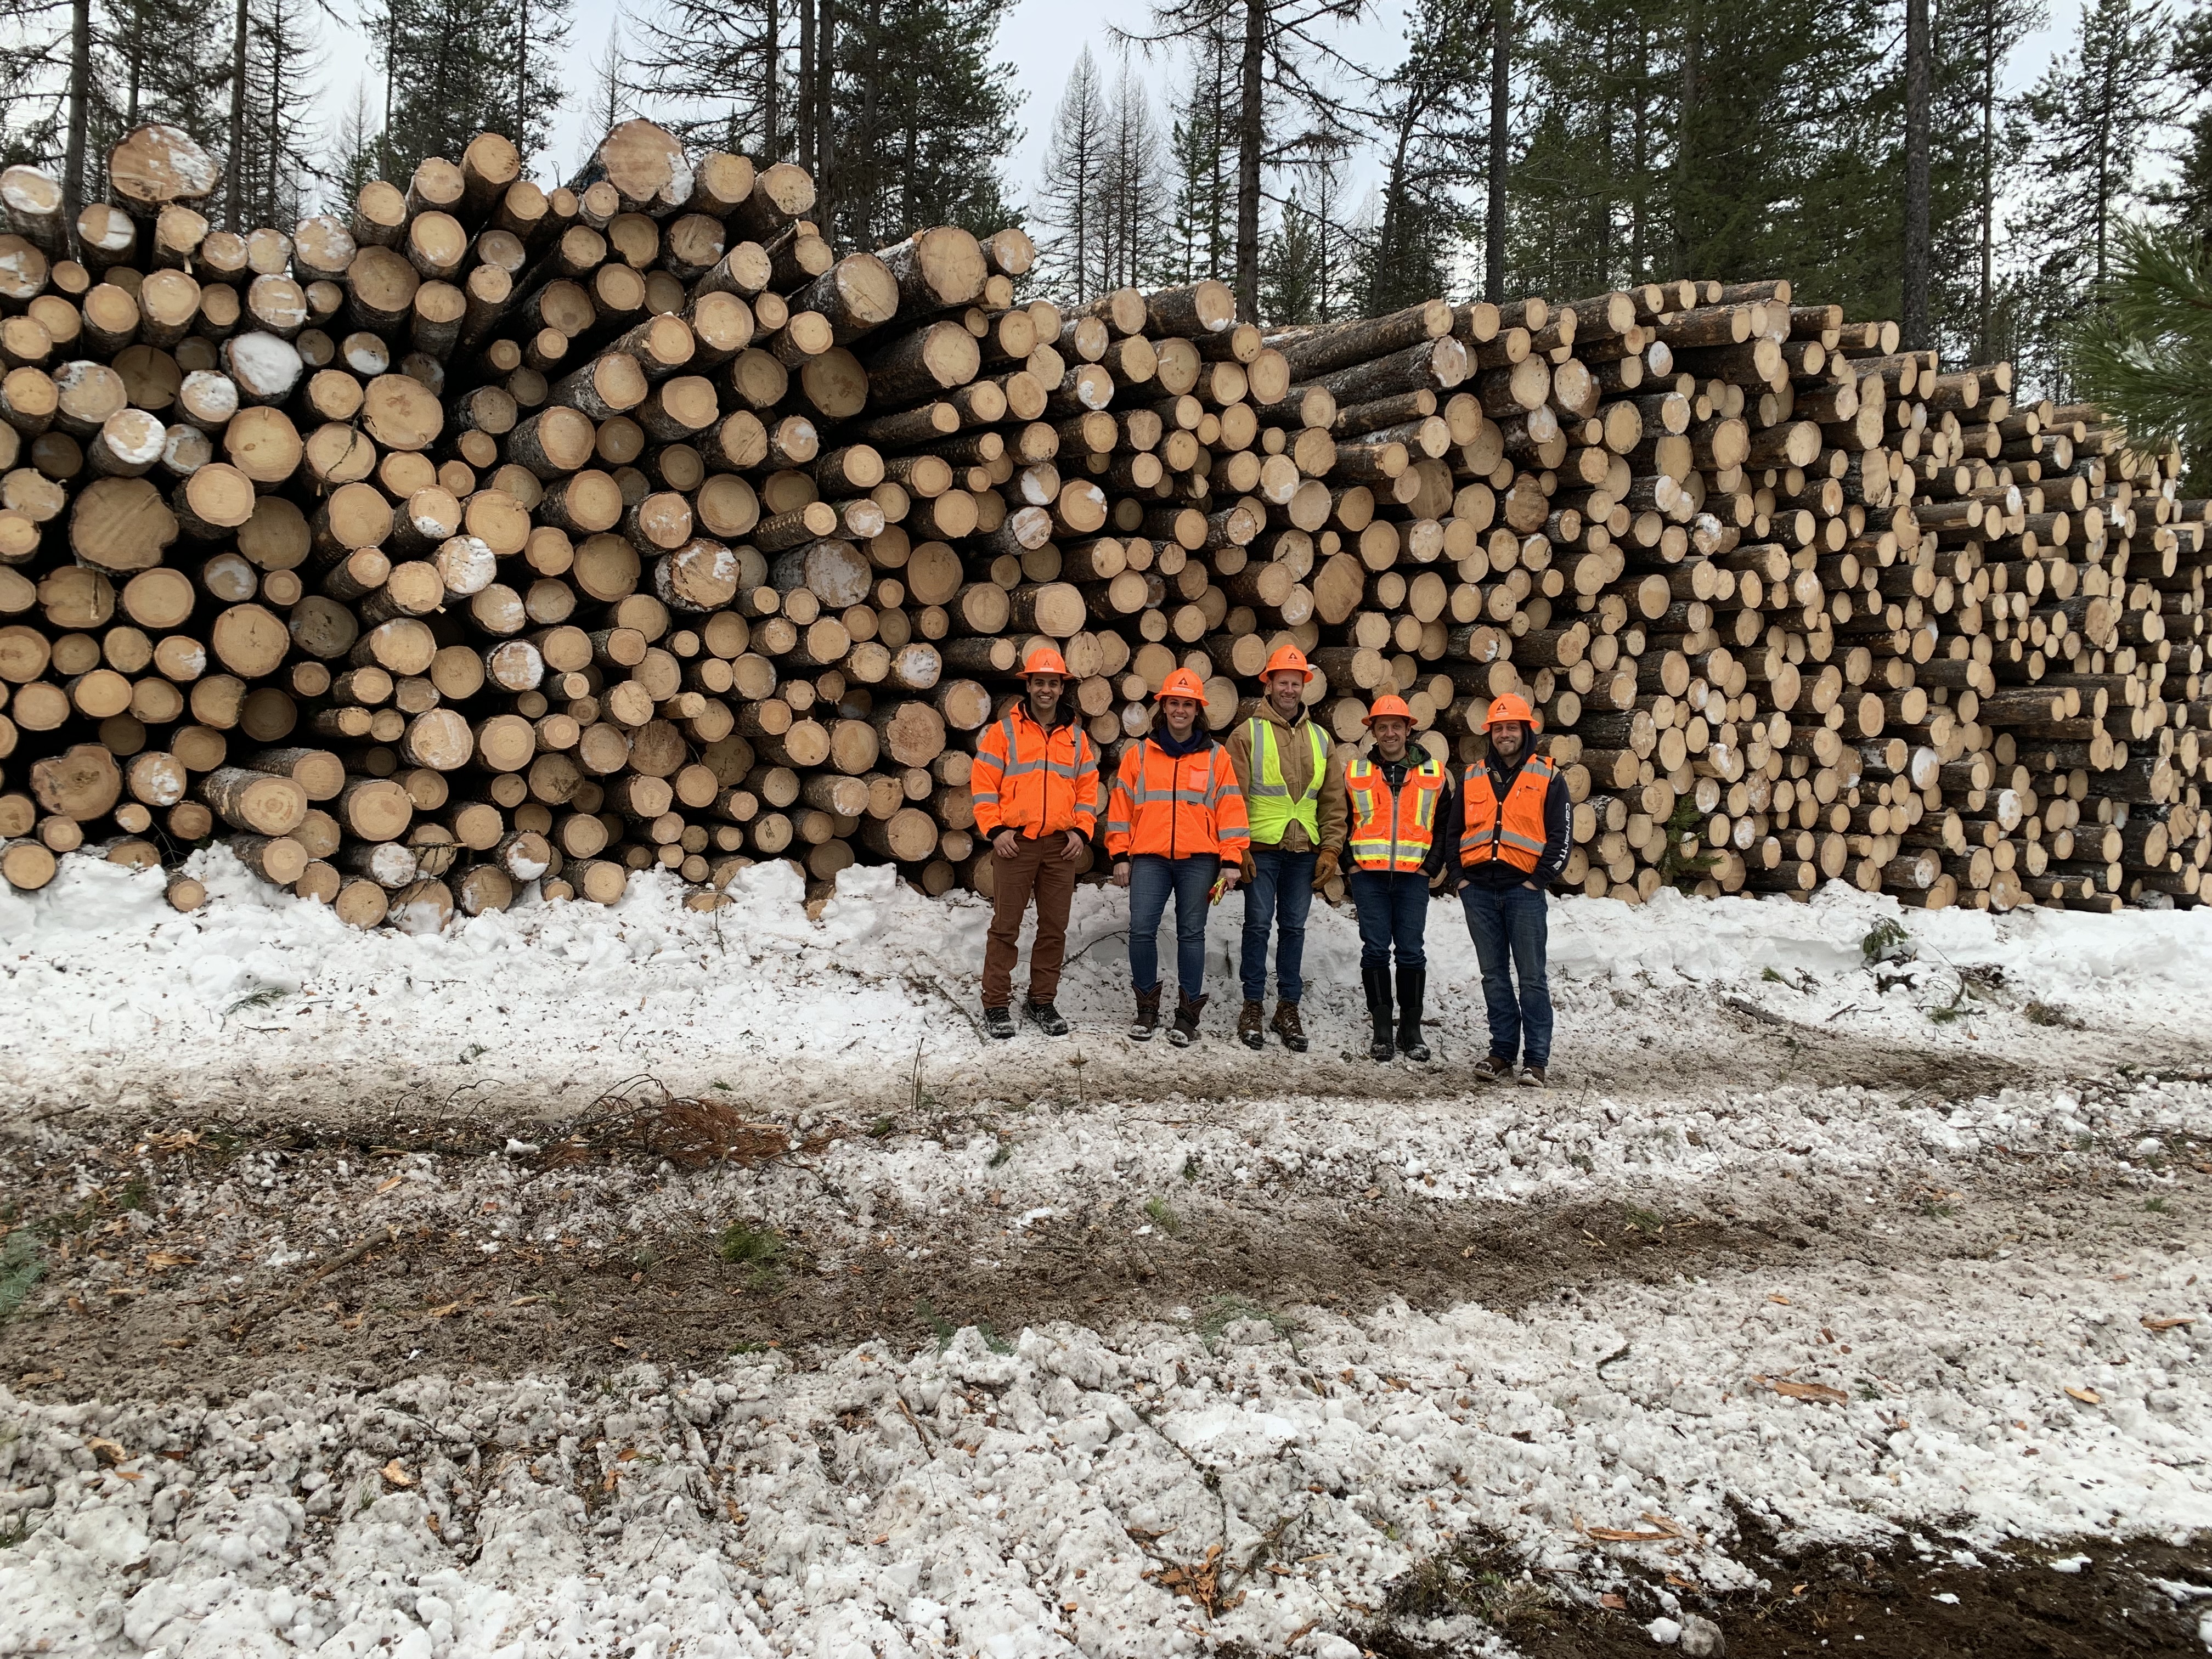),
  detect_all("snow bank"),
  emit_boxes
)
[3,849,2206,1116]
